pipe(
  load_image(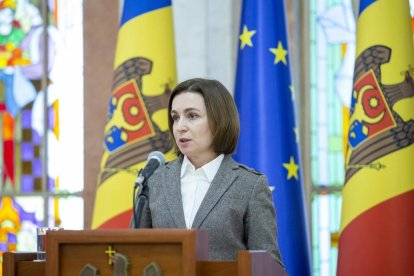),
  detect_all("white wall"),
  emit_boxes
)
[173,0,241,94]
